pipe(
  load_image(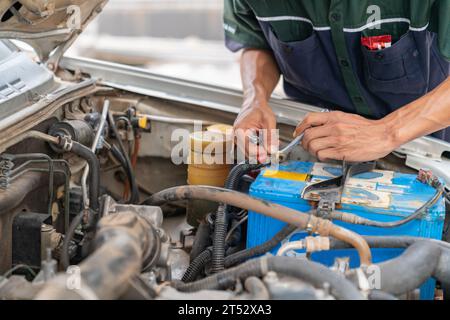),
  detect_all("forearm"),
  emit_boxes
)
[240,49,280,109]
[383,77,450,146]
[234,49,280,162]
